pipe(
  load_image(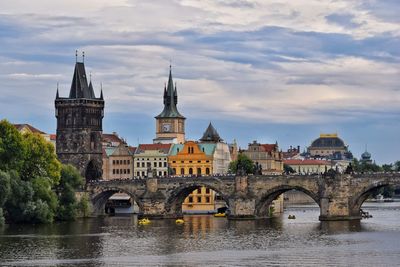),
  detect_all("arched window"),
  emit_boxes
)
[197,168,202,175]
[180,168,185,175]
[189,168,193,175]
[206,168,210,175]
